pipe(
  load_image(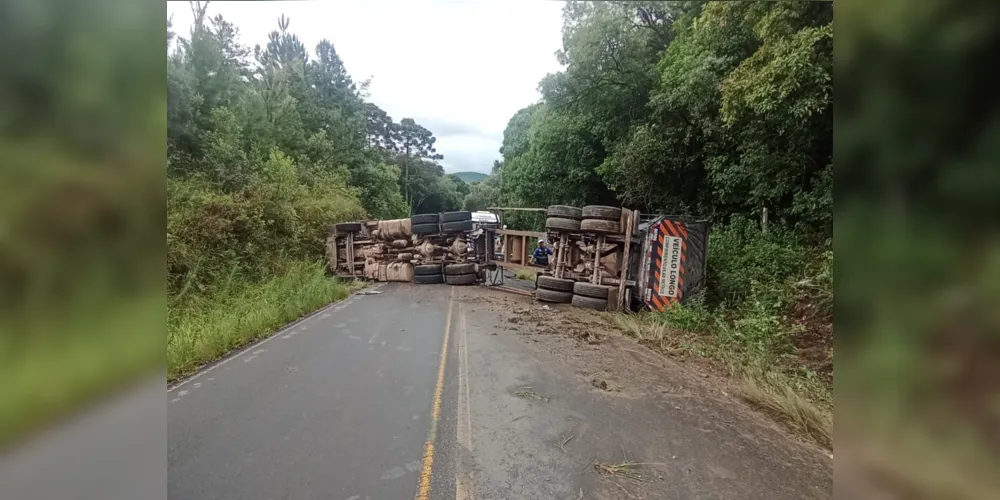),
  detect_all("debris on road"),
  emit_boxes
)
[594,445,664,481]
[355,290,384,295]
[559,433,574,453]
[514,386,549,402]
